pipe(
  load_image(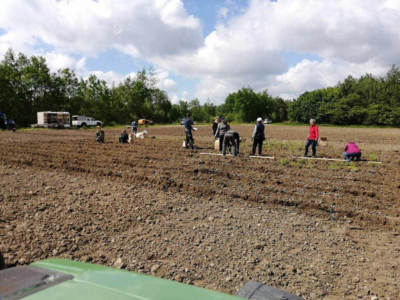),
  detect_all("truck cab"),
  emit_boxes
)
[72,115,102,128]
